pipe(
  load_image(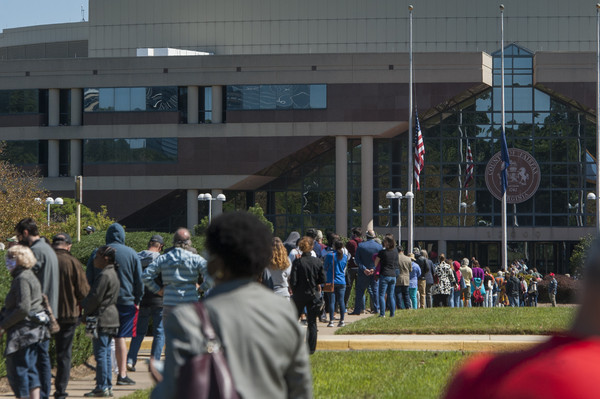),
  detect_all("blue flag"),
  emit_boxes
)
[501,128,510,195]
